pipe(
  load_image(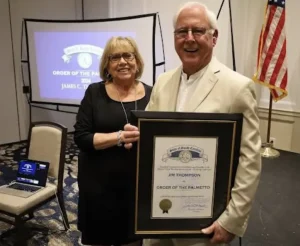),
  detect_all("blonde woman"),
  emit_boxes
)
[74,36,152,246]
